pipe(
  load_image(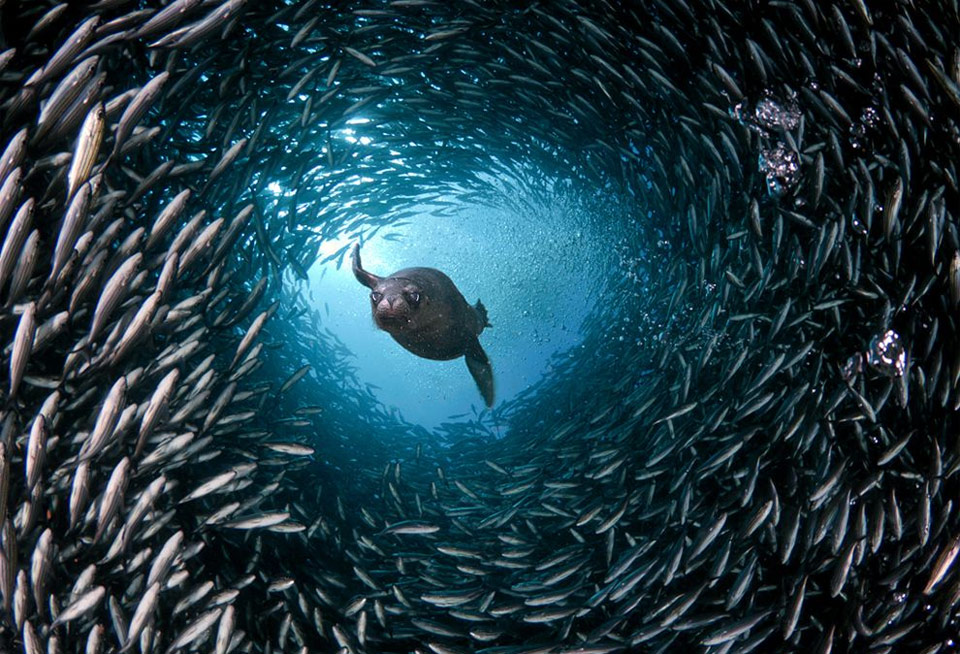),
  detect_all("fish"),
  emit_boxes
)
[166,607,223,653]
[88,252,142,344]
[130,0,205,40]
[178,217,224,276]
[94,456,131,543]
[152,0,249,49]
[79,376,127,461]
[50,585,105,628]
[278,364,311,394]
[110,71,170,160]
[30,529,53,617]
[0,198,34,296]
[108,290,162,365]
[121,581,160,651]
[180,470,237,504]
[213,606,237,654]
[230,309,268,368]
[204,139,248,189]
[221,512,290,530]
[0,168,24,237]
[48,182,92,287]
[9,302,37,398]
[145,189,192,251]
[25,15,101,88]
[66,102,105,201]
[263,442,315,456]
[23,412,46,493]
[109,474,167,557]
[382,520,441,535]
